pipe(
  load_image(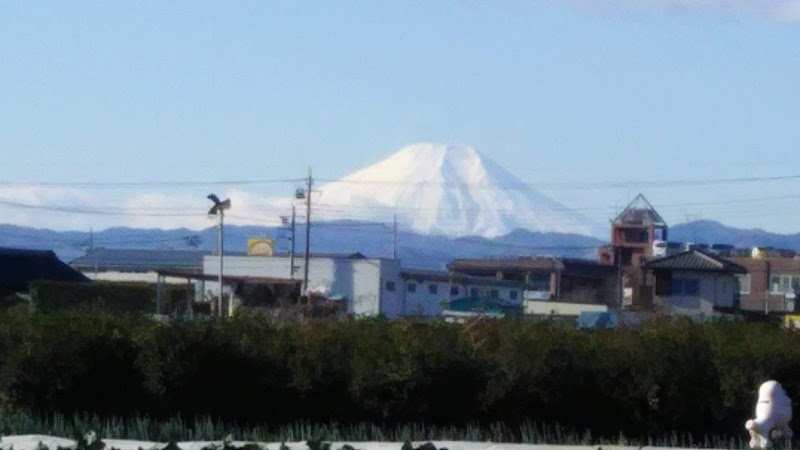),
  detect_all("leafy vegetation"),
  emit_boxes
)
[29,280,193,315]
[0,309,796,446]
[0,413,749,448]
